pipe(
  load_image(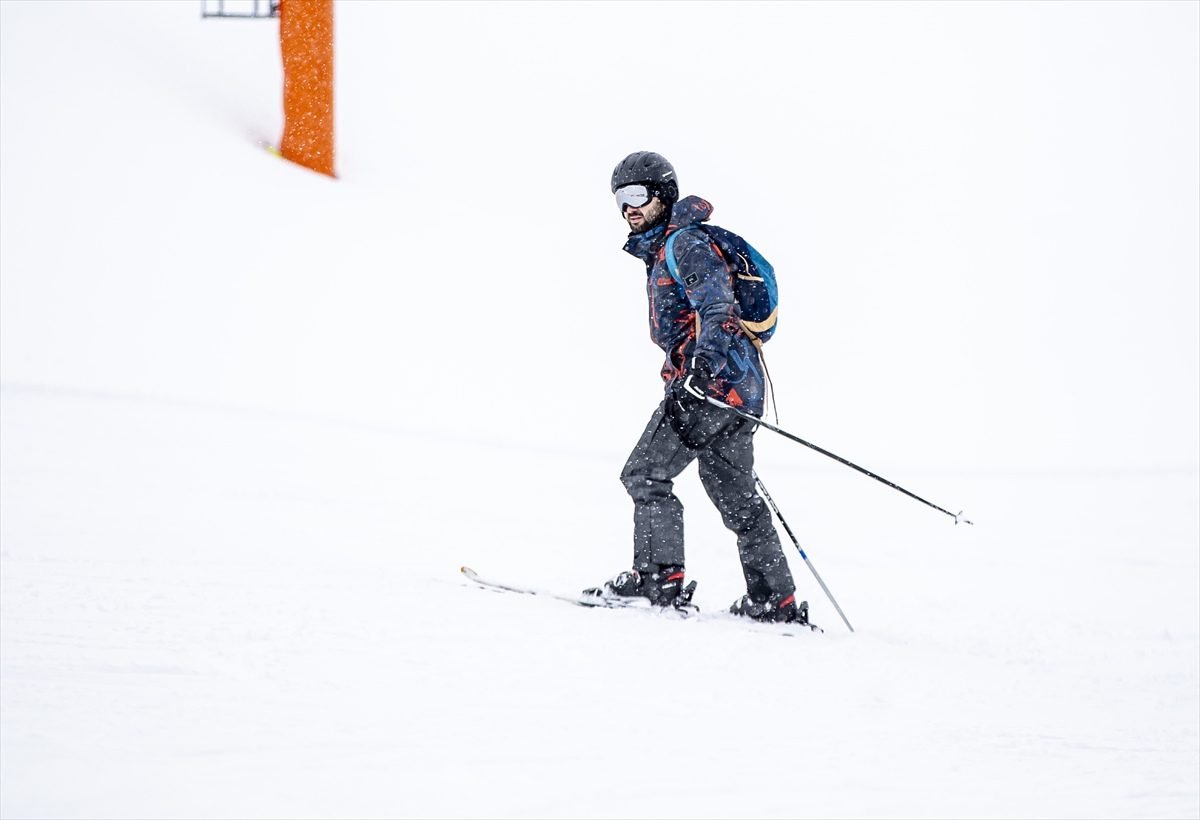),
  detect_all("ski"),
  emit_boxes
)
[460,567,820,632]
[460,566,594,607]
[461,566,694,616]
[705,611,822,637]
